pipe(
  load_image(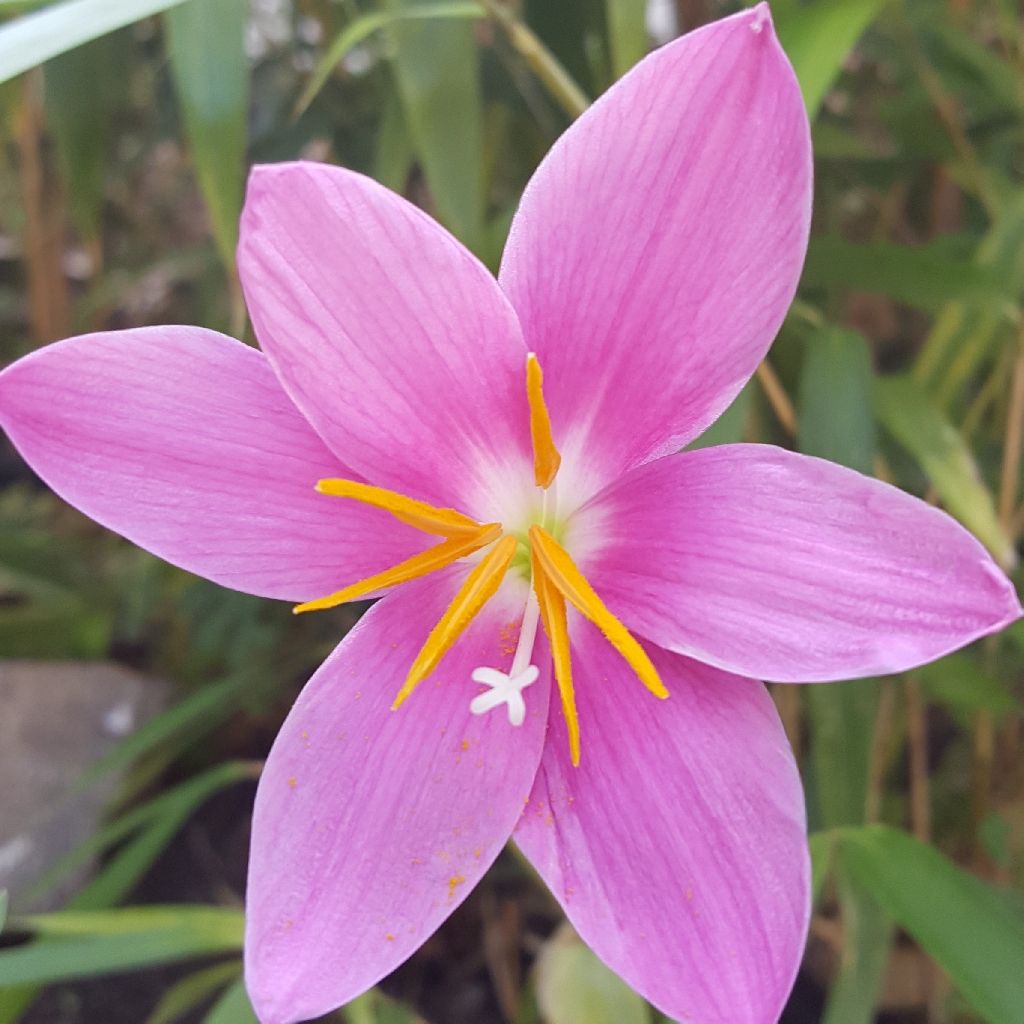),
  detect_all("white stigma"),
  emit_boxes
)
[470,665,538,726]
[471,588,542,726]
